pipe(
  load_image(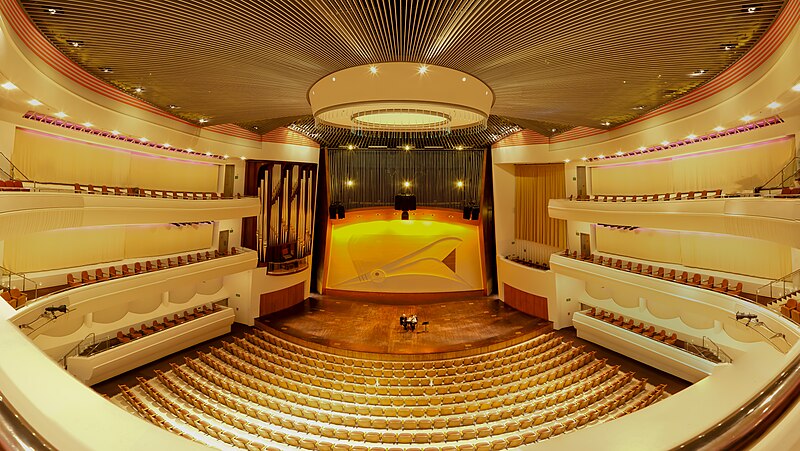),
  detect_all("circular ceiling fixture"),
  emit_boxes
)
[308,63,494,136]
